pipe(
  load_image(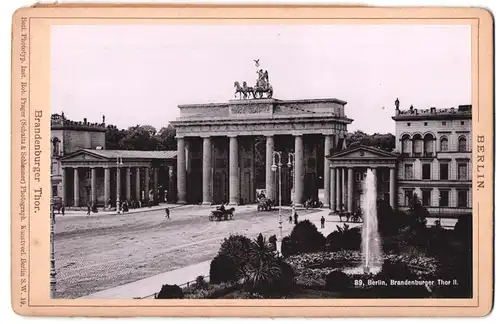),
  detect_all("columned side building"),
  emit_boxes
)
[171,98,353,206]
[59,150,177,208]
[327,146,399,212]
